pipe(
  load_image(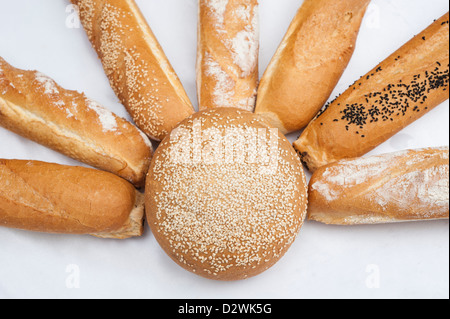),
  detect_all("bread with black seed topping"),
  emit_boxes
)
[294,13,450,172]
